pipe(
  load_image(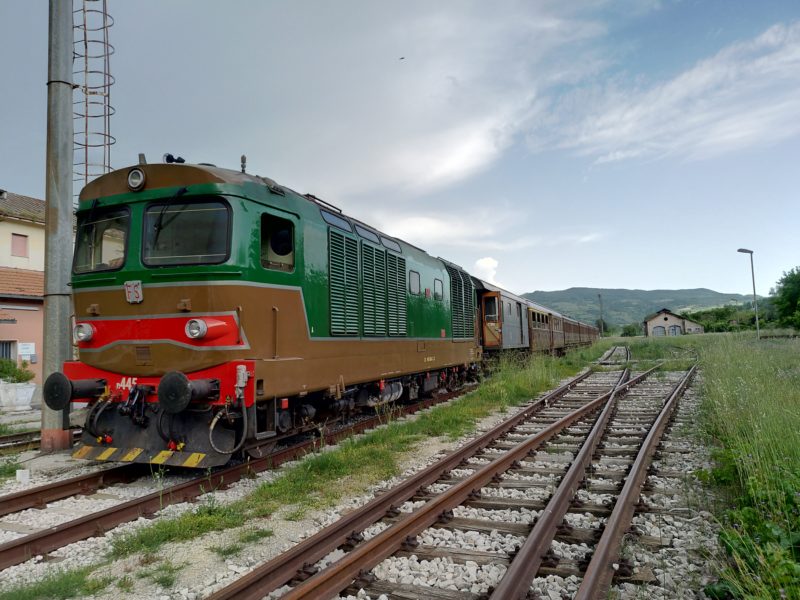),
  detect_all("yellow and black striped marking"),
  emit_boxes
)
[72,444,209,468]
